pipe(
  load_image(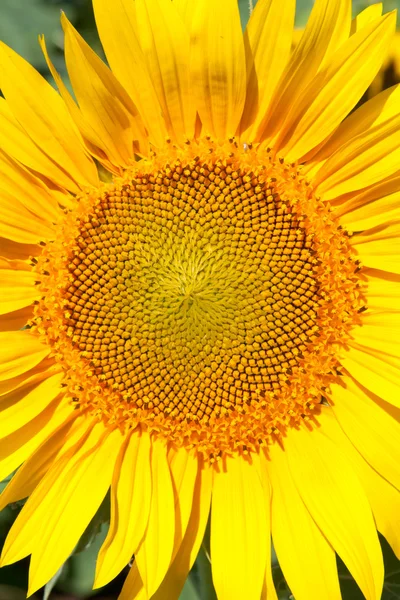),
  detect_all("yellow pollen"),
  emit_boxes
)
[32,141,363,460]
